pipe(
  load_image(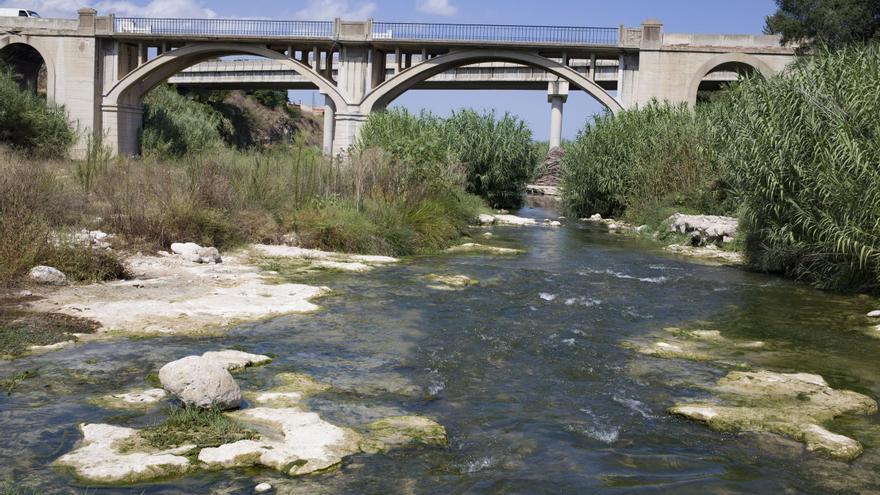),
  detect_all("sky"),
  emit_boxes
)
[6,0,778,139]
